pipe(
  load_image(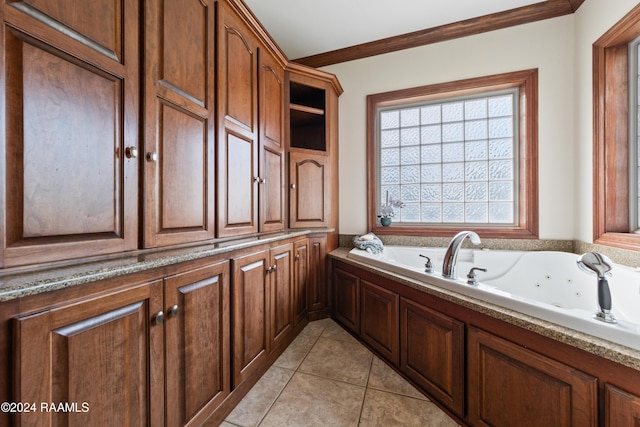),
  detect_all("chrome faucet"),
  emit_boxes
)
[577,252,617,323]
[442,231,481,279]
